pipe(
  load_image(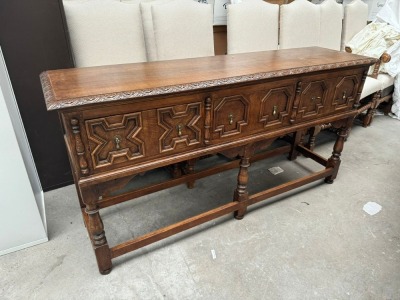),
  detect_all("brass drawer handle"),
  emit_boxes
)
[342,91,347,100]
[114,135,122,150]
[311,96,321,102]
[177,124,183,137]
[272,105,277,116]
[228,113,234,125]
